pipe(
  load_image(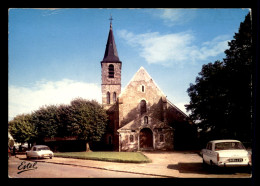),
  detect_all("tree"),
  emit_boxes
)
[186,61,230,140]
[8,114,37,145]
[9,98,108,150]
[67,98,108,143]
[222,13,252,142]
[186,13,252,143]
[31,105,59,143]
